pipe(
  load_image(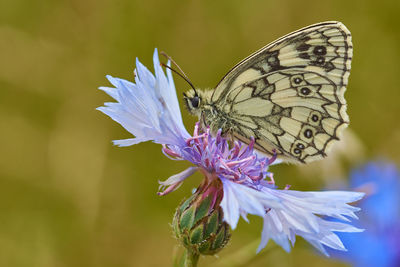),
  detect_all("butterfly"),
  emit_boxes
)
[182,21,352,164]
